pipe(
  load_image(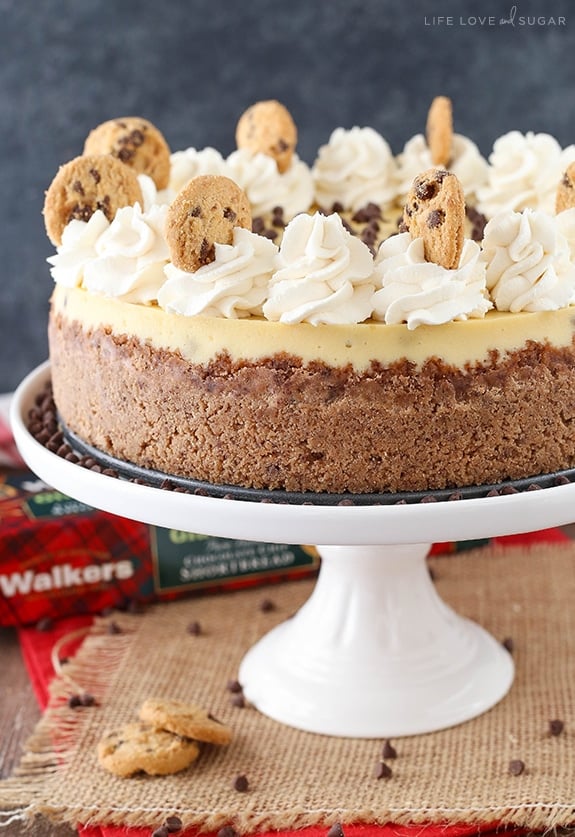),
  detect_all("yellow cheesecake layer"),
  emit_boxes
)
[52,284,575,372]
